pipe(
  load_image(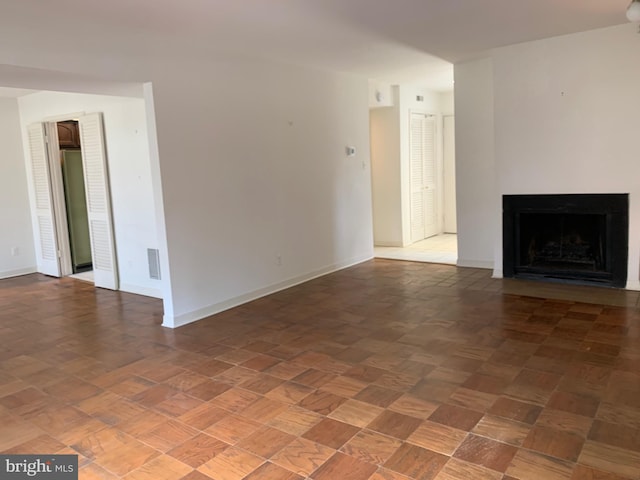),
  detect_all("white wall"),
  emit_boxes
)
[18,91,162,297]
[454,58,497,269]
[371,87,402,246]
[0,97,36,278]
[492,23,640,288]
[440,92,455,116]
[0,34,375,327]
[150,61,374,326]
